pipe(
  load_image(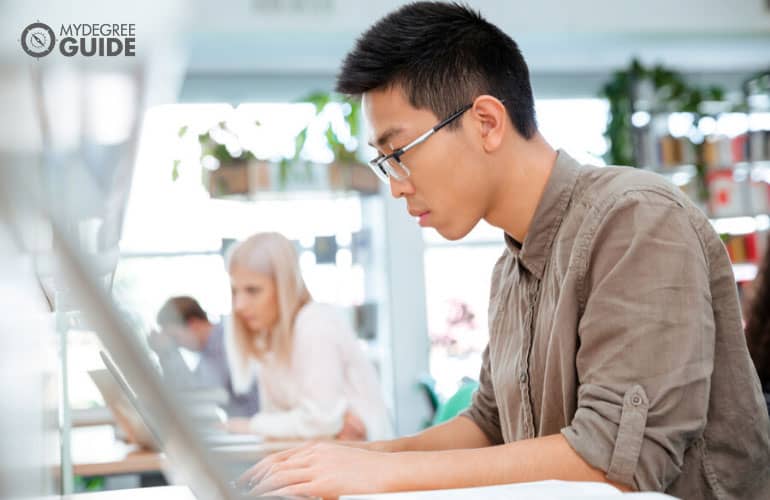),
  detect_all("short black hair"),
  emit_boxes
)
[336,1,537,138]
